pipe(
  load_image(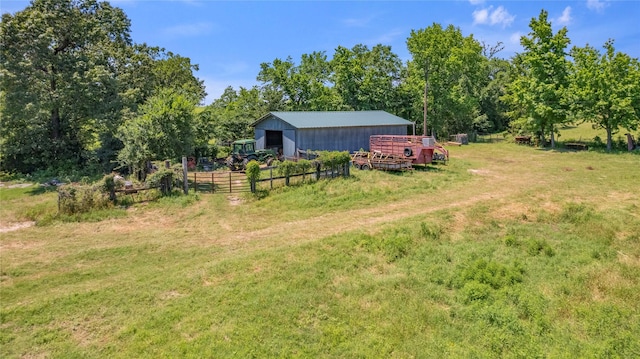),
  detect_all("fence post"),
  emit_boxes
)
[194,172,197,193]
[270,168,273,189]
[229,172,232,193]
[182,156,188,194]
[212,172,215,193]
